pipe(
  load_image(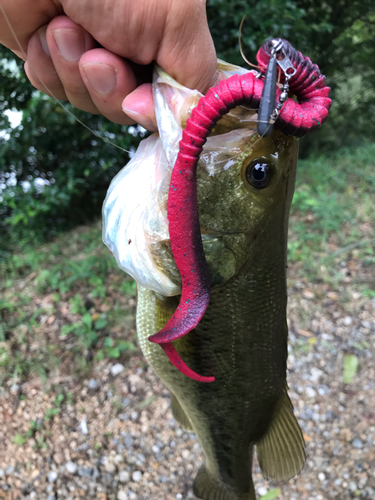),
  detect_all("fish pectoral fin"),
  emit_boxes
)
[170,393,193,431]
[256,390,306,481]
[193,465,256,500]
